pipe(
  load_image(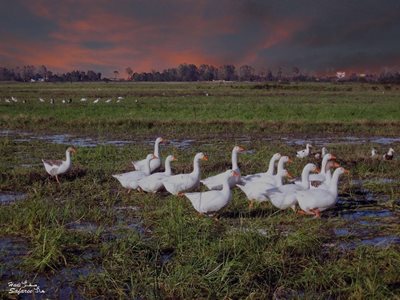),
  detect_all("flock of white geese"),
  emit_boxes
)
[42,138,396,218]
[2,96,125,104]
